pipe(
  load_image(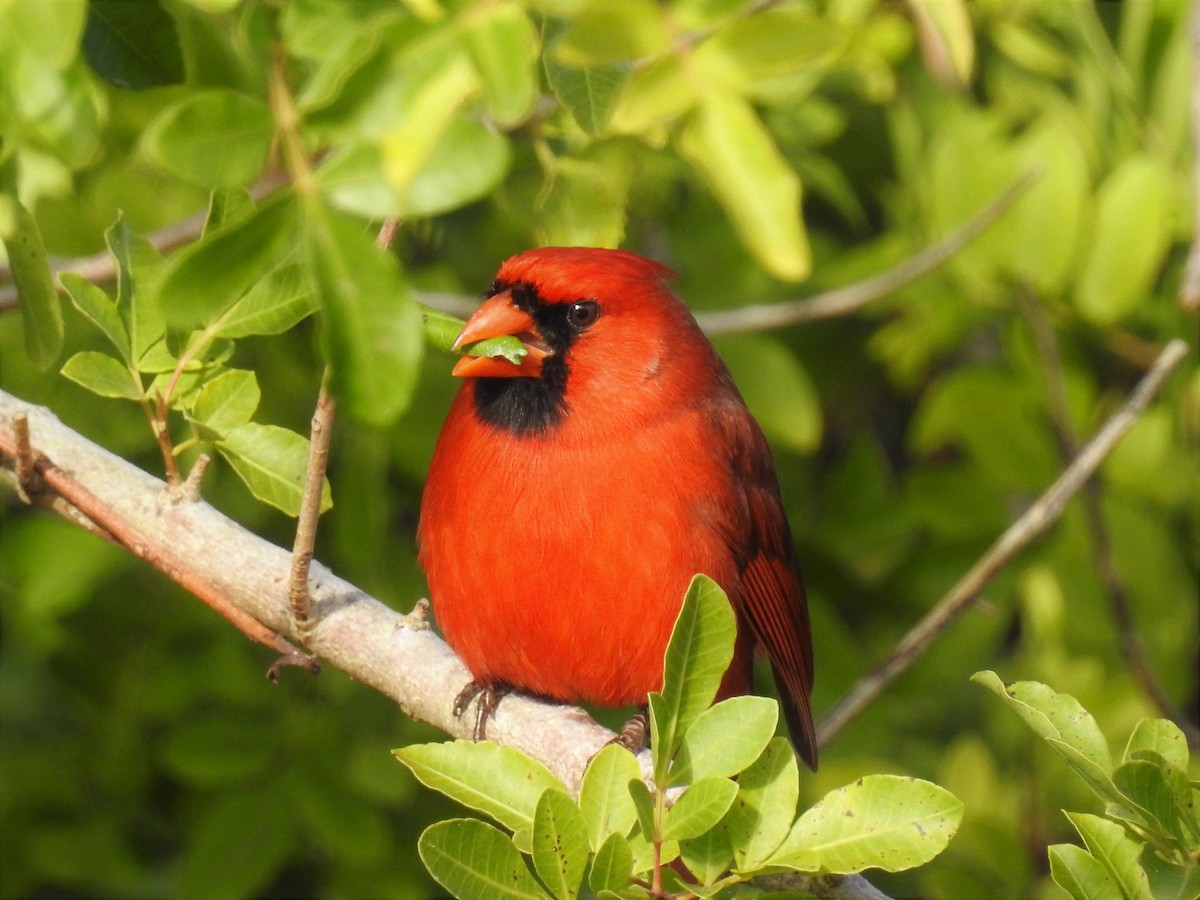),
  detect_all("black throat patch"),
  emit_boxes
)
[470,282,579,437]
